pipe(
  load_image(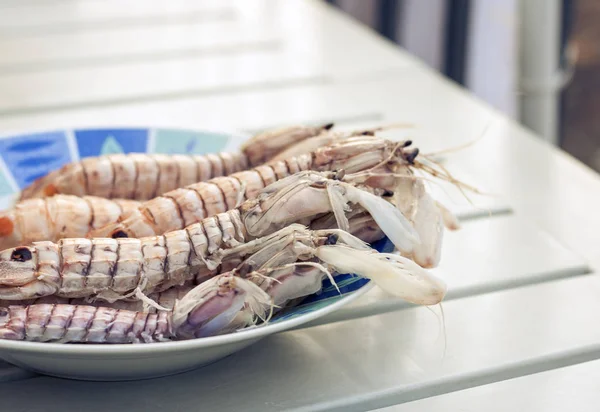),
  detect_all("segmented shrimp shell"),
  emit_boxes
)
[0,172,416,302]
[92,137,417,239]
[19,124,335,201]
[0,196,141,250]
[19,152,250,201]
